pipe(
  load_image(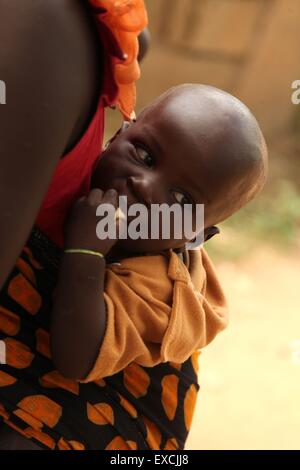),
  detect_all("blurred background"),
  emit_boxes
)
[106,0,300,449]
